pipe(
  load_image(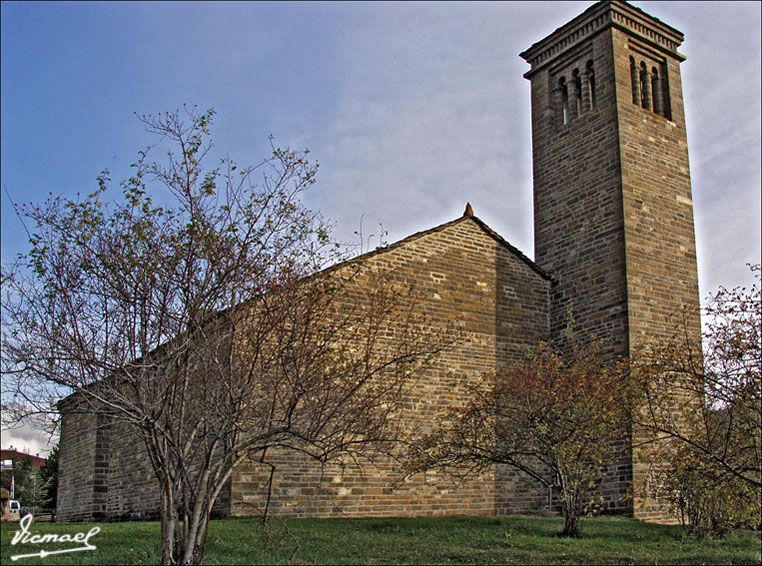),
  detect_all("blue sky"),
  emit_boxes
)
[2,1,761,454]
